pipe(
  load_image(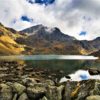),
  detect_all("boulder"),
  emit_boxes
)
[18,93,29,100]
[45,79,55,86]
[27,83,46,100]
[13,82,26,95]
[46,85,64,100]
[86,95,100,100]
[63,81,77,100]
[90,80,100,95]
[0,83,12,100]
